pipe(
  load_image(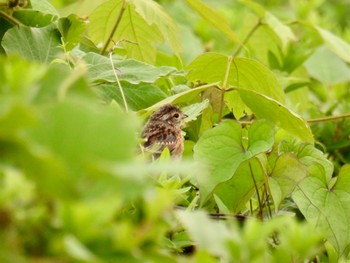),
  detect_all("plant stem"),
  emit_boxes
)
[100,0,127,54]
[0,10,21,26]
[307,113,350,123]
[233,19,262,57]
[218,55,233,122]
[109,50,129,112]
[249,160,263,220]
